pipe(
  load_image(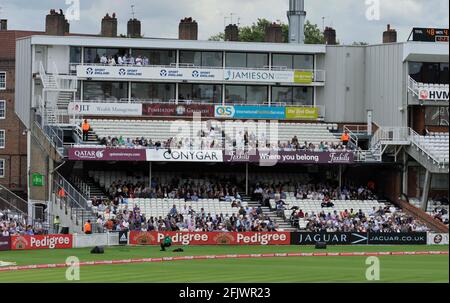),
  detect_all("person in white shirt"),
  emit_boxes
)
[108,56,116,65]
[135,56,142,65]
[117,56,124,65]
[129,56,135,65]
[100,54,108,65]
